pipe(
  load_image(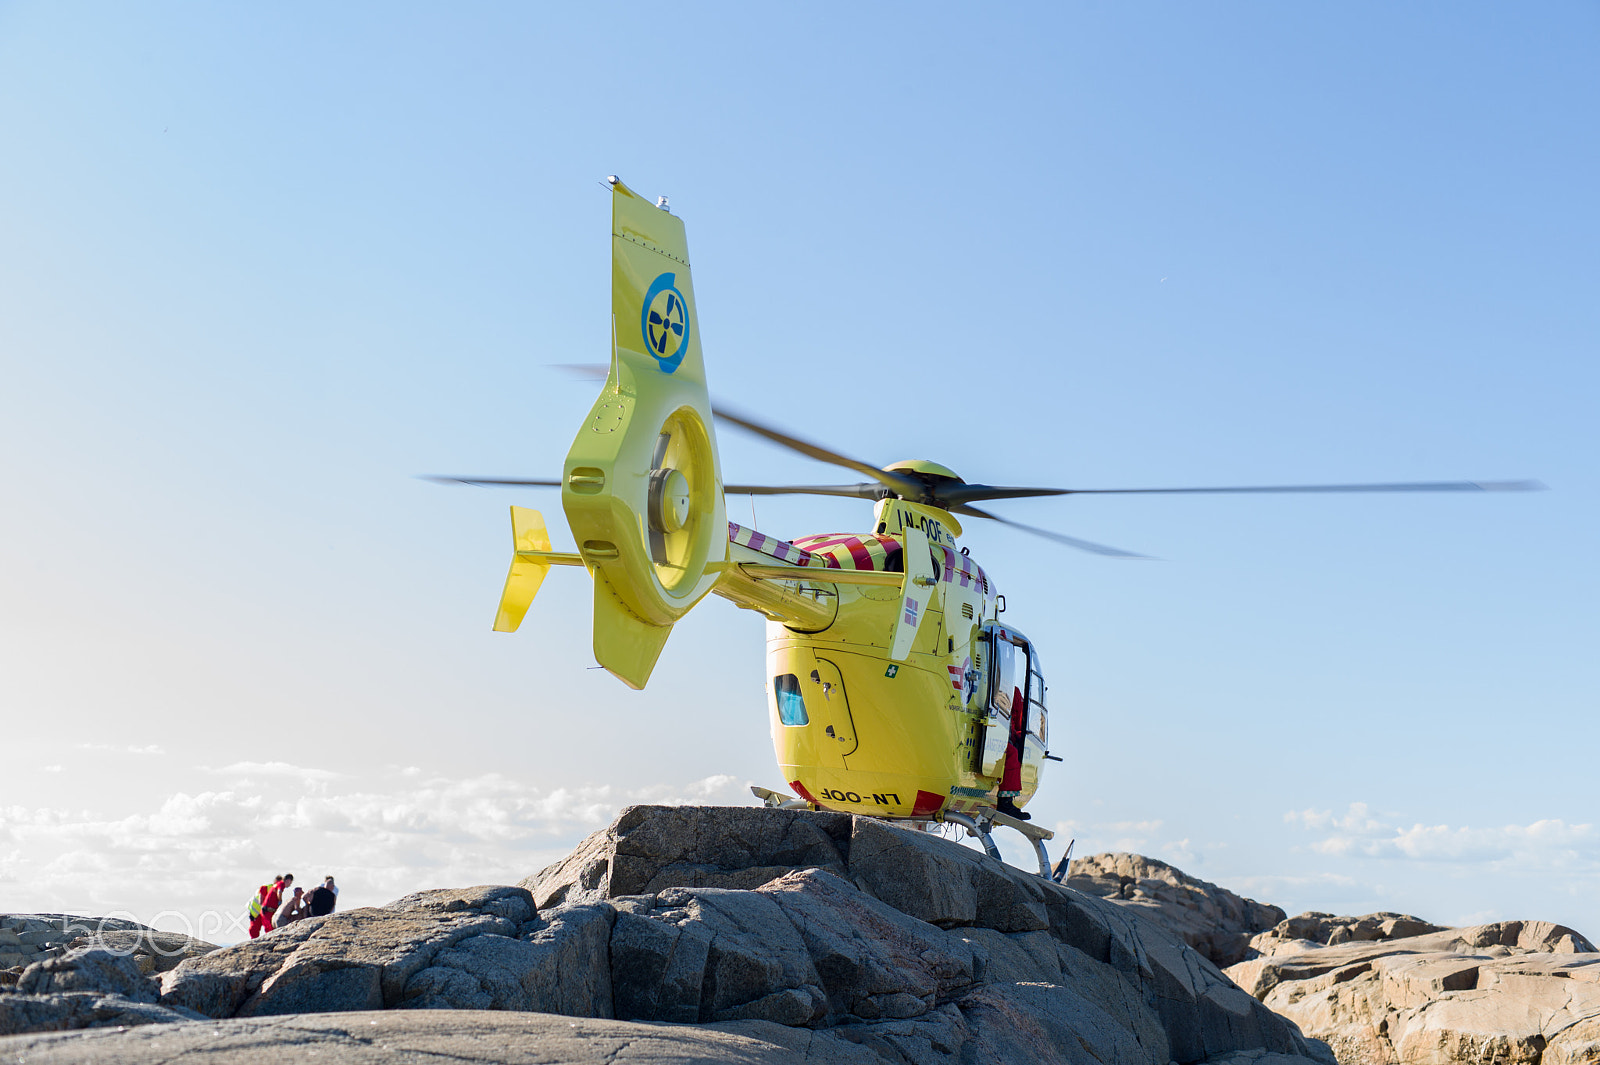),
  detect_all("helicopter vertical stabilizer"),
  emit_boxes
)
[561,179,728,689]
